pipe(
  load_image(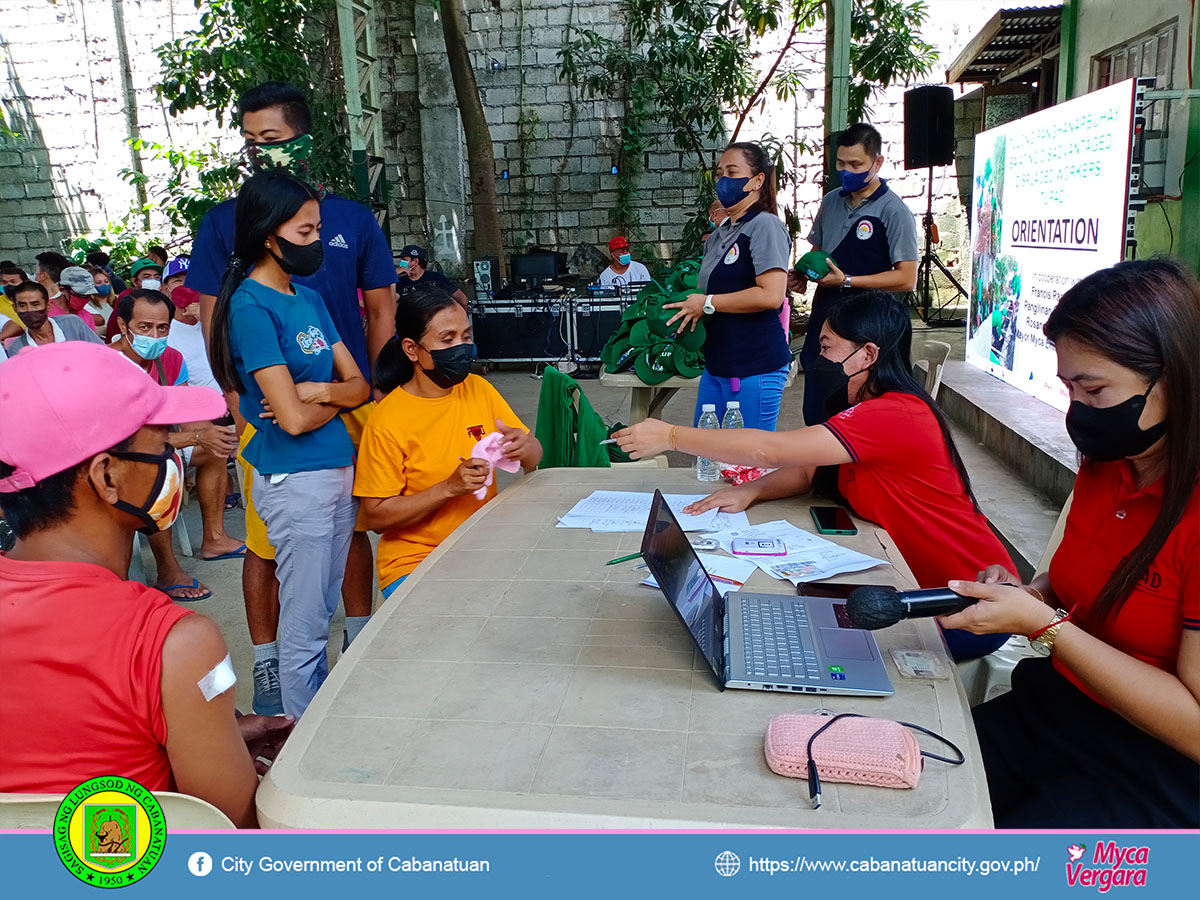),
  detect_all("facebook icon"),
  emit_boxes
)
[188,851,213,877]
